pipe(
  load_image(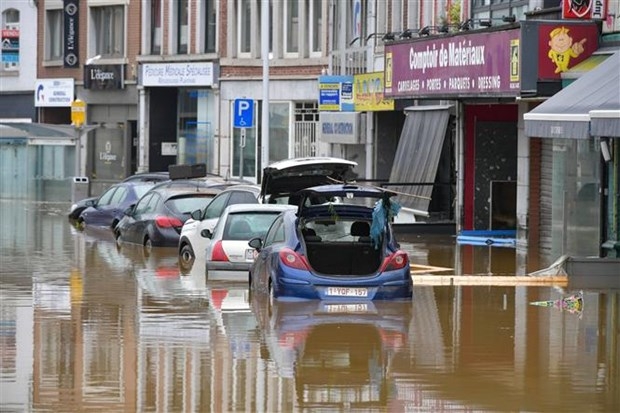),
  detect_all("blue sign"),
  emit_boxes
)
[233,98,254,128]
